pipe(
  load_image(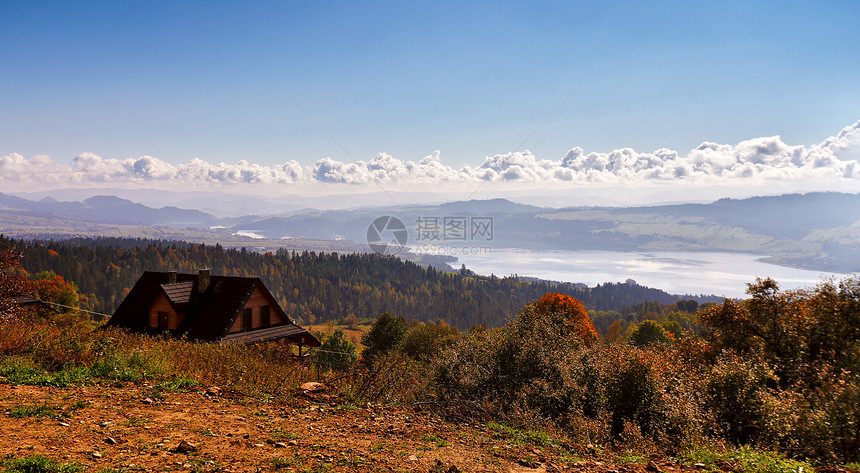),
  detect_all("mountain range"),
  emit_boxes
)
[1,191,858,273]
